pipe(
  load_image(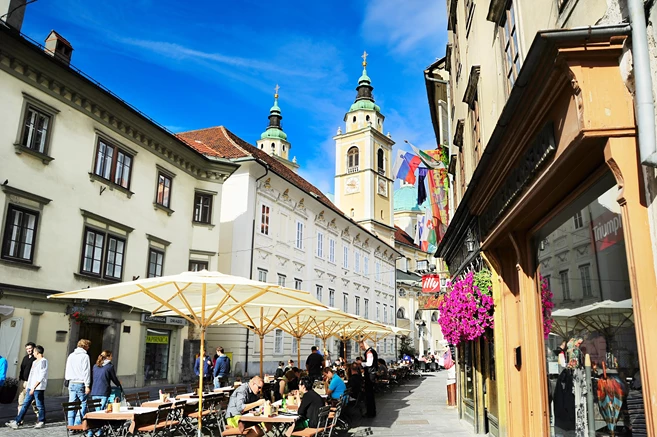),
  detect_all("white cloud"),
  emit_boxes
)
[360,0,447,55]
